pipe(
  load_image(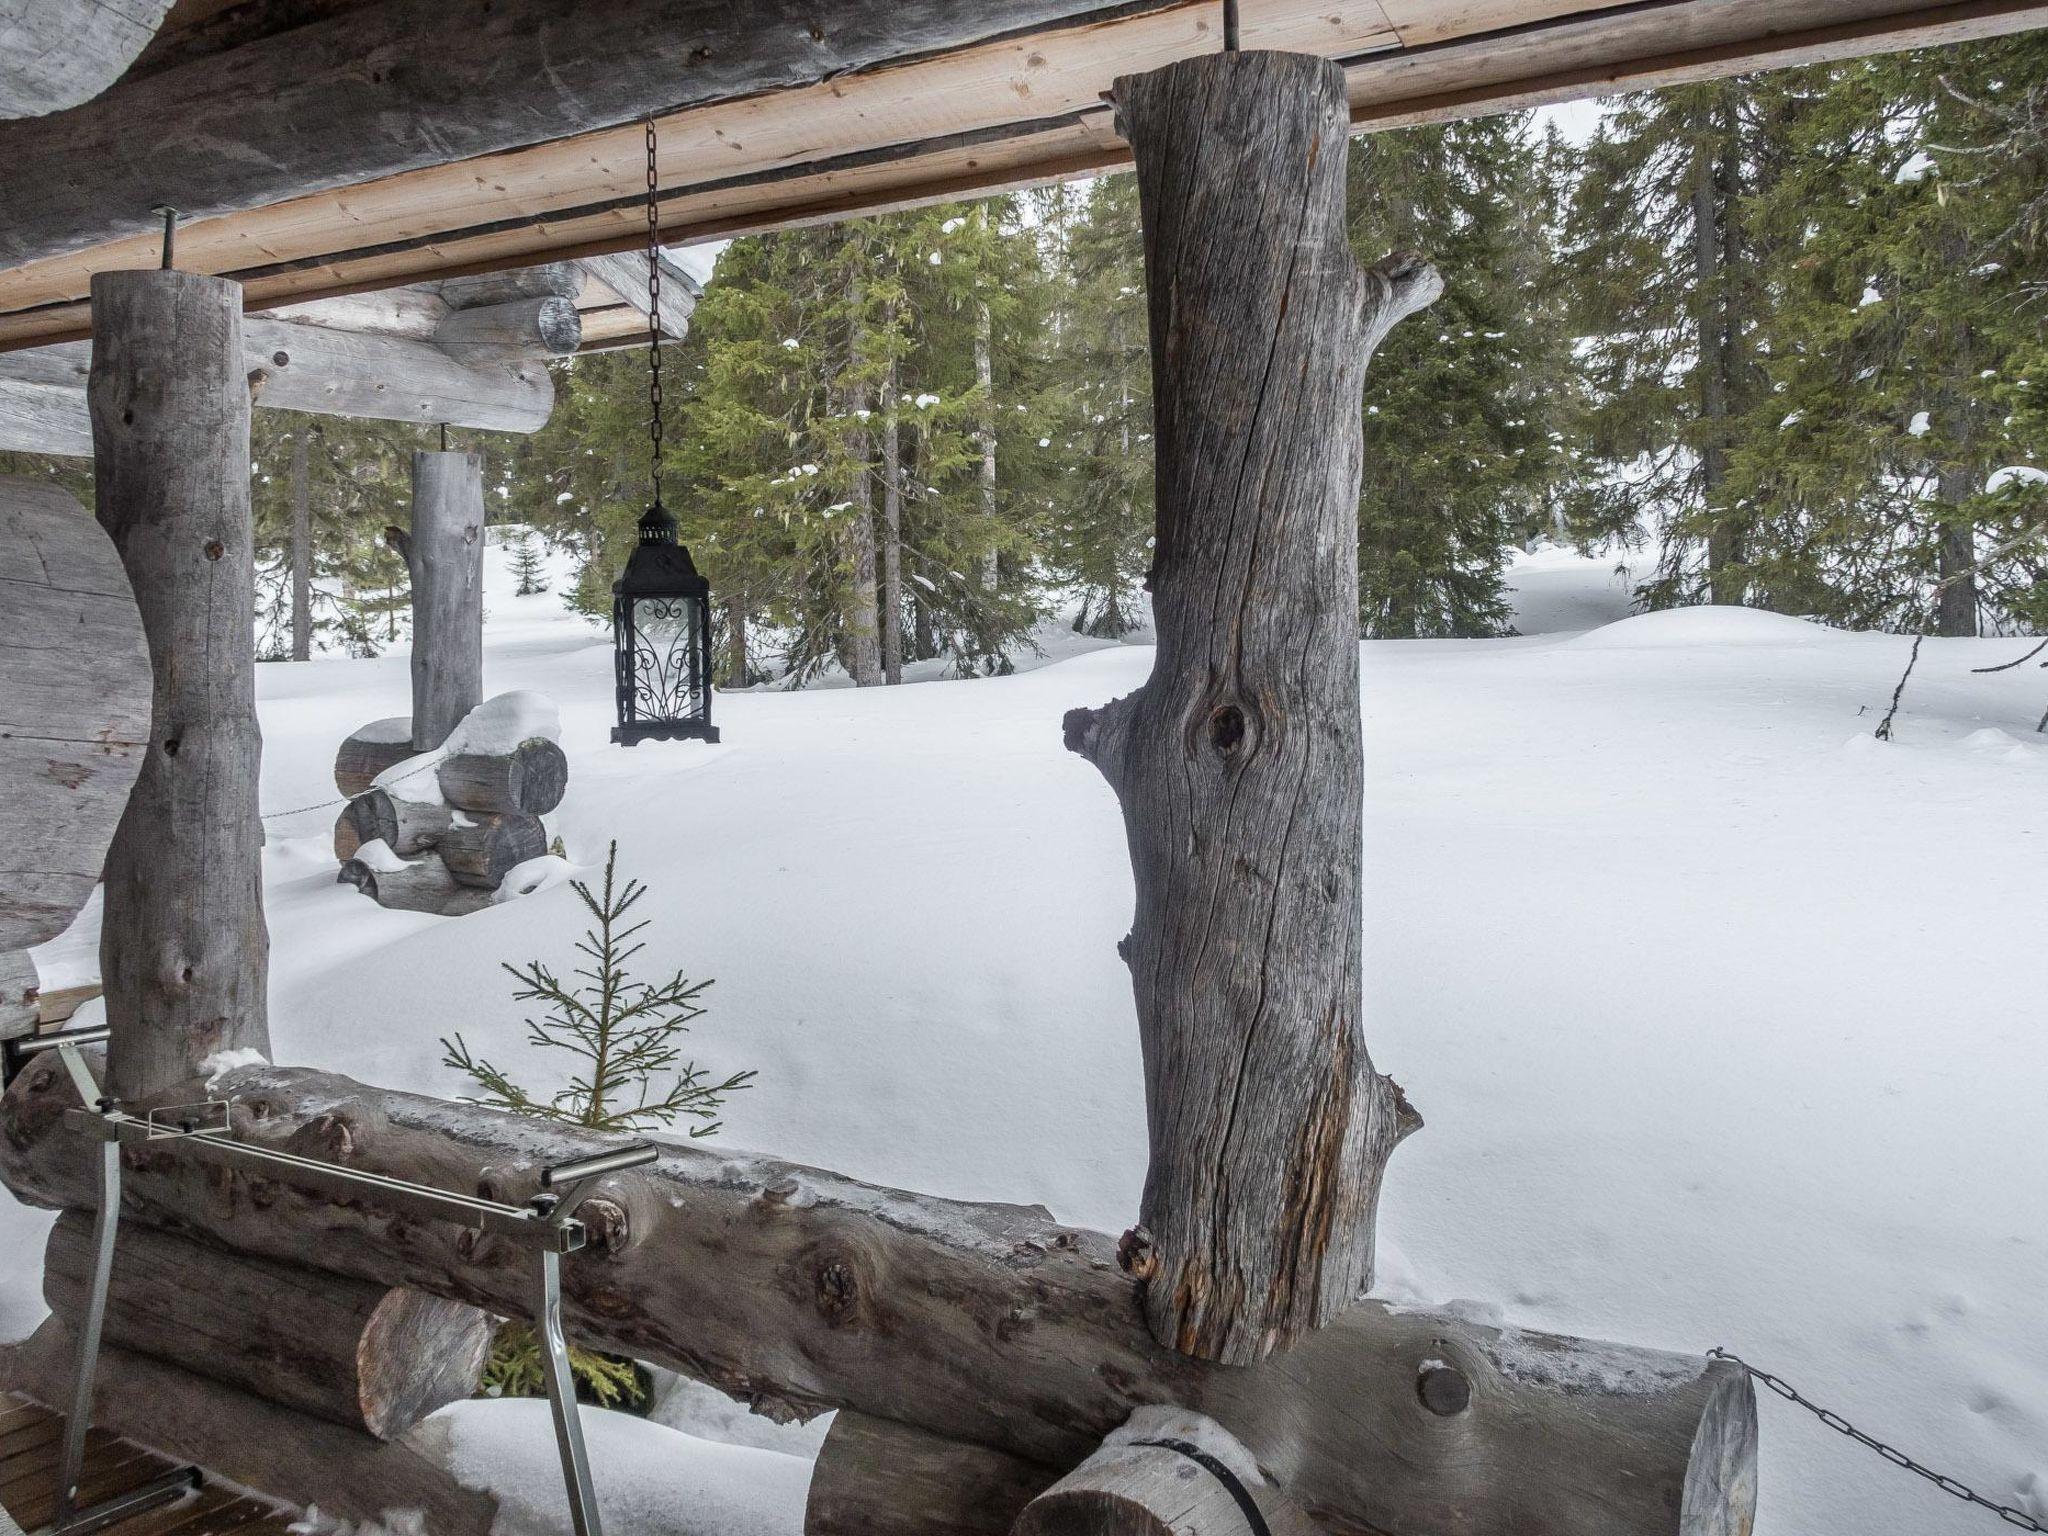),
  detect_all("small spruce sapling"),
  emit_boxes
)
[442,841,752,1410]
[511,531,548,597]
[441,840,753,1133]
